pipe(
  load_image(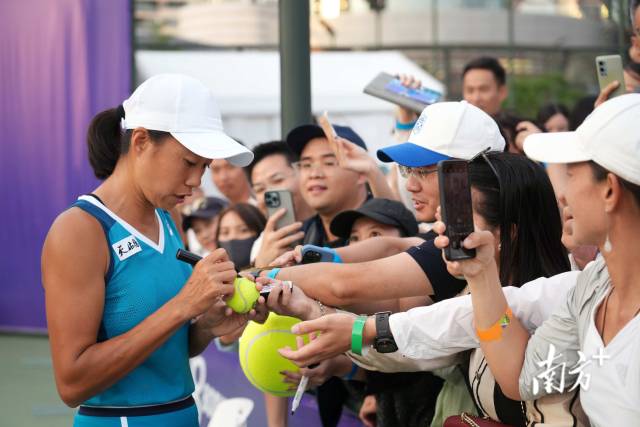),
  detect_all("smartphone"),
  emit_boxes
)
[596,55,626,98]
[265,190,296,230]
[364,72,443,114]
[300,245,336,264]
[437,160,476,261]
[317,112,345,165]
